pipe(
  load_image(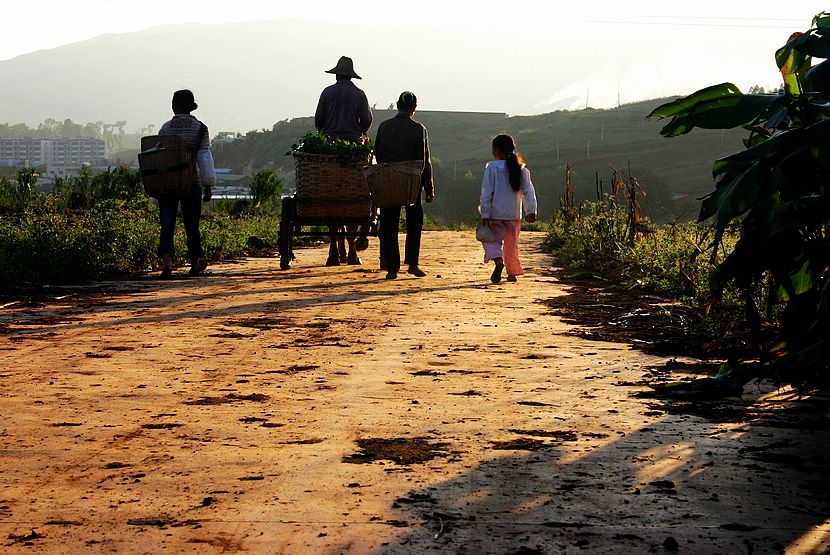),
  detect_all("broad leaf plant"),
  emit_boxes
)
[650,13,830,388]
